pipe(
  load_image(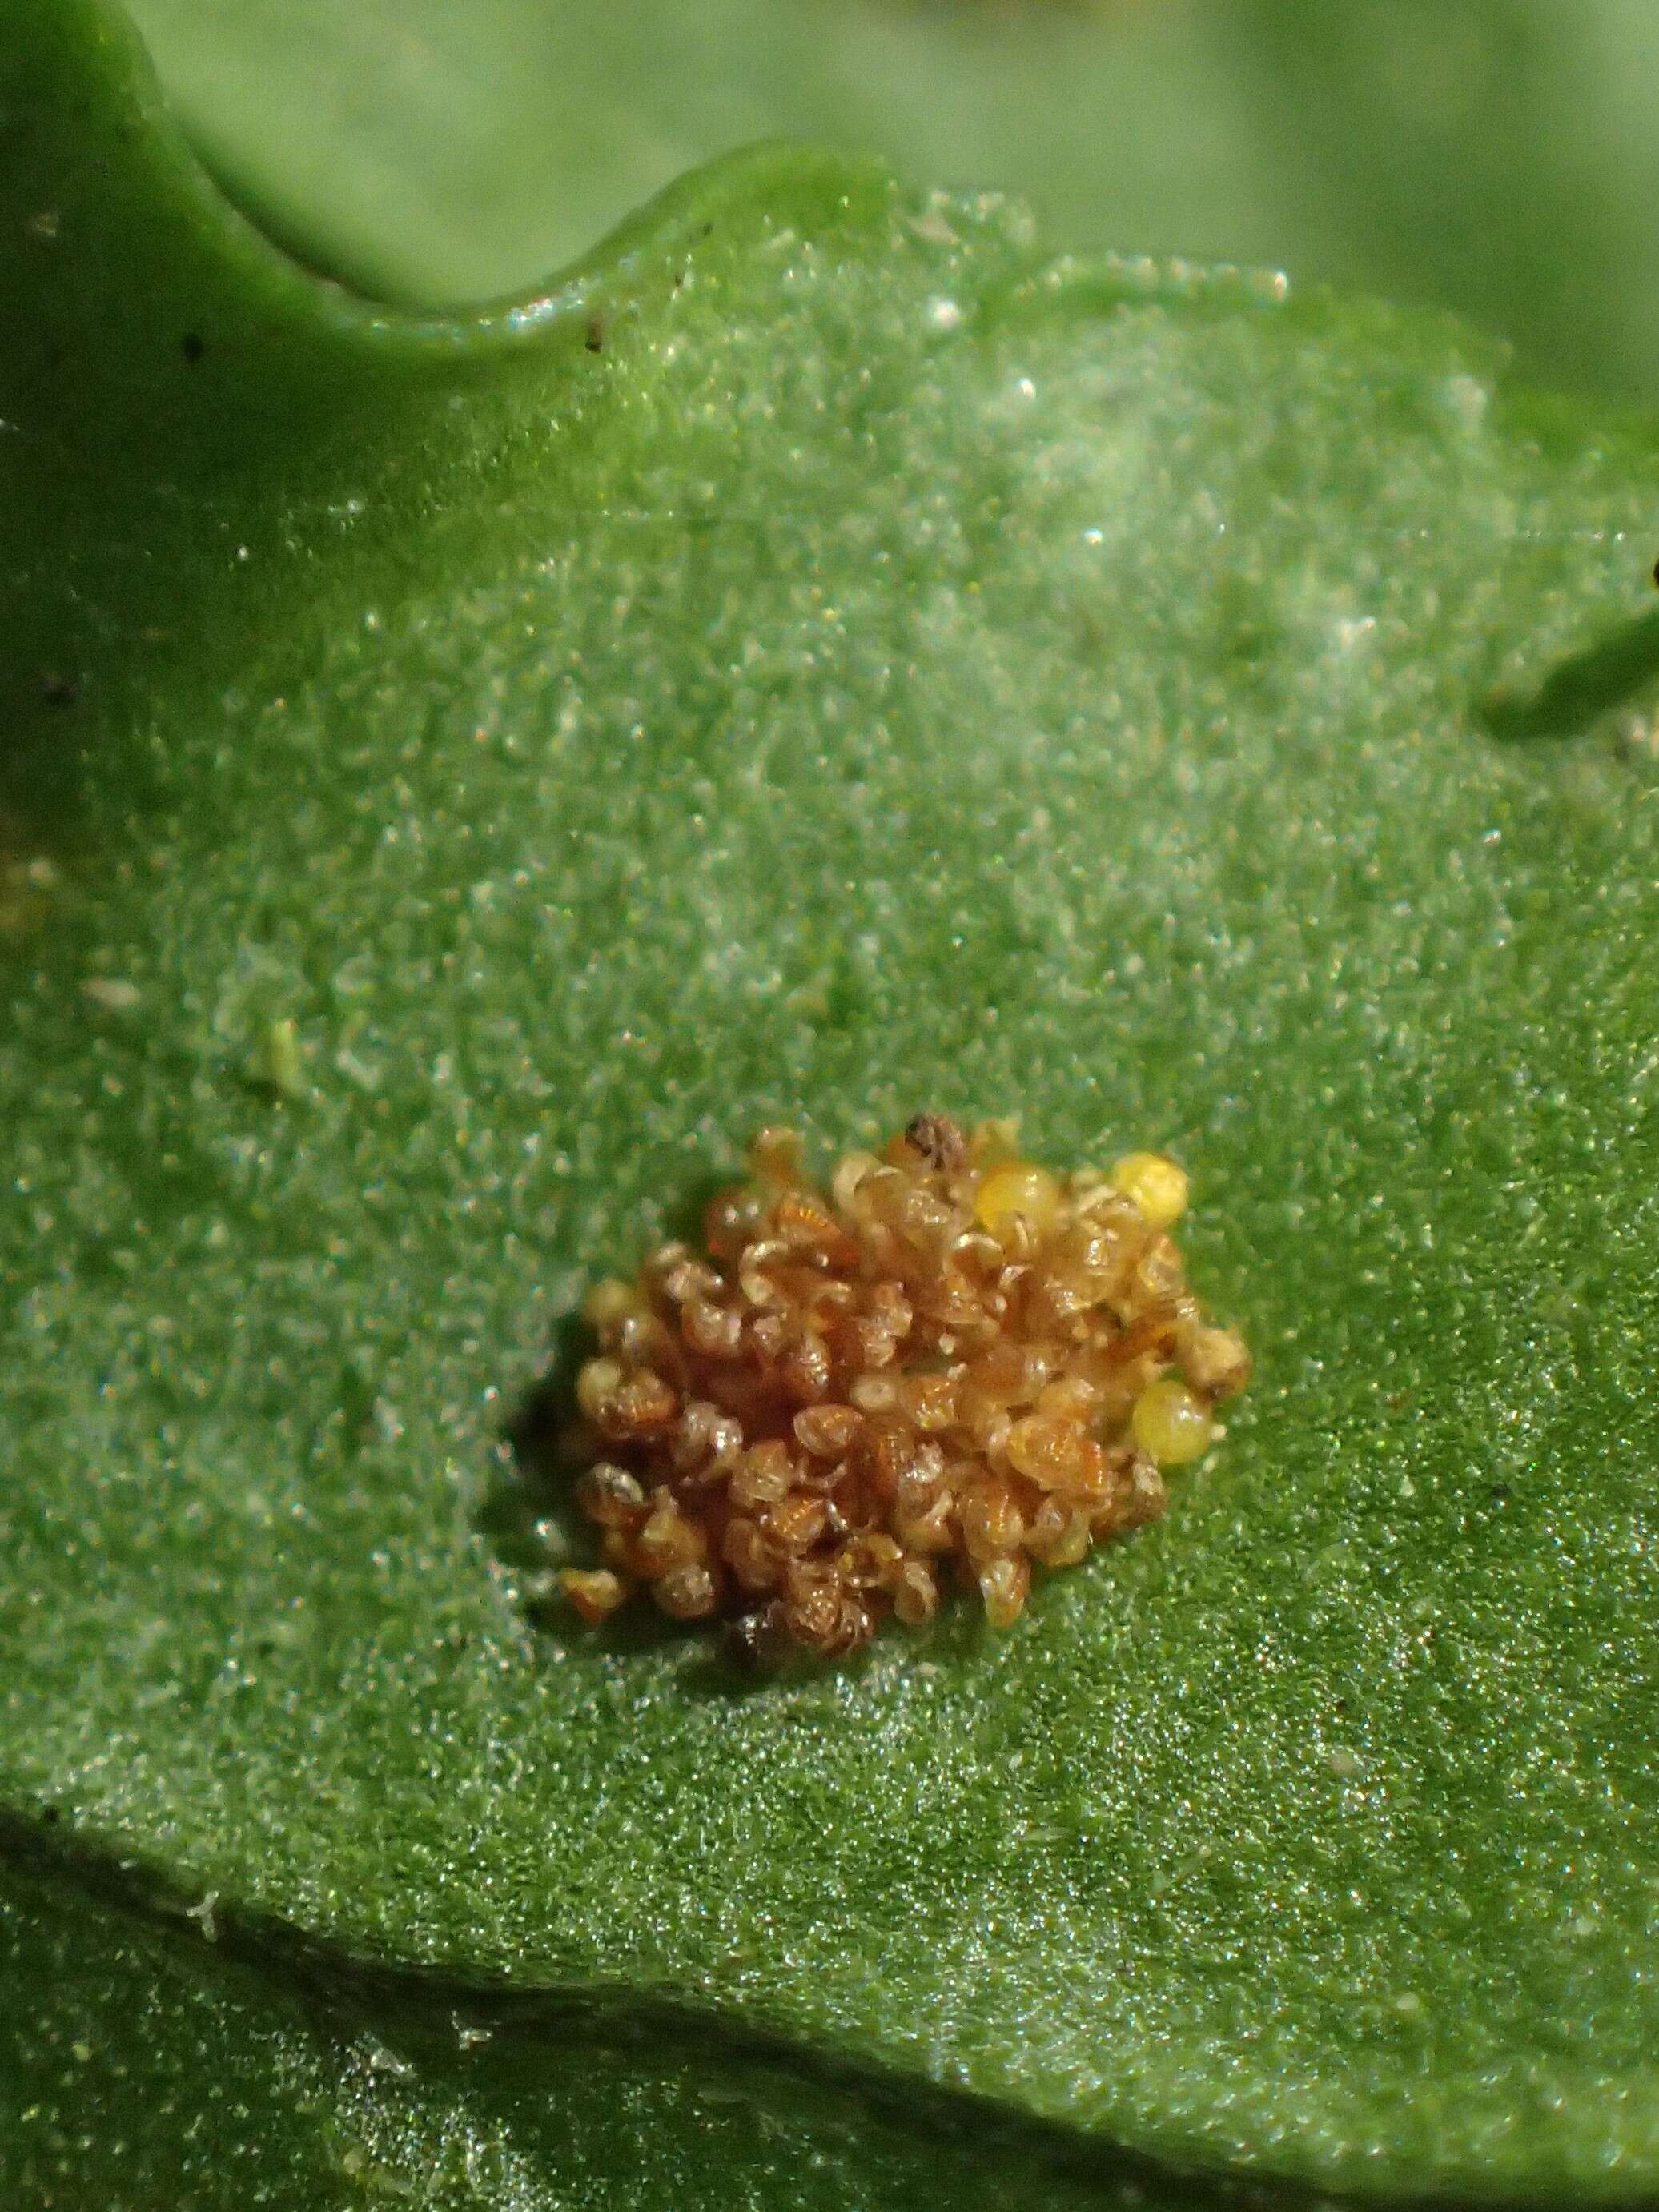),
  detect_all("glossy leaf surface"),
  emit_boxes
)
[3,2,1658,2202]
